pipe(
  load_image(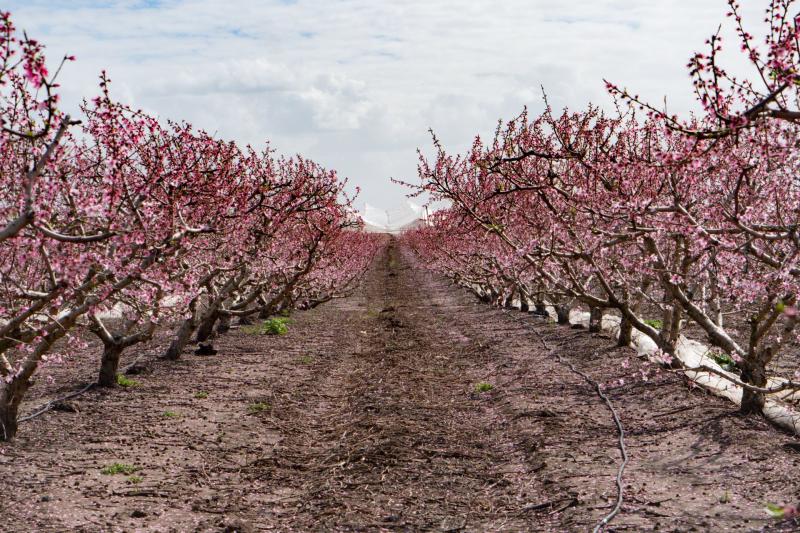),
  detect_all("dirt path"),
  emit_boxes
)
[2,237,800,532]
